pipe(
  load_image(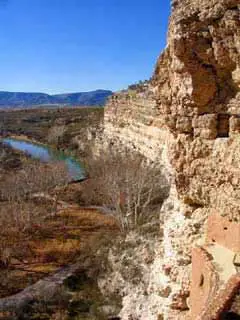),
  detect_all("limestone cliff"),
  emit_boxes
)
[103,82,171,162]
[154,0,240,221]
[100,1,240,319]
